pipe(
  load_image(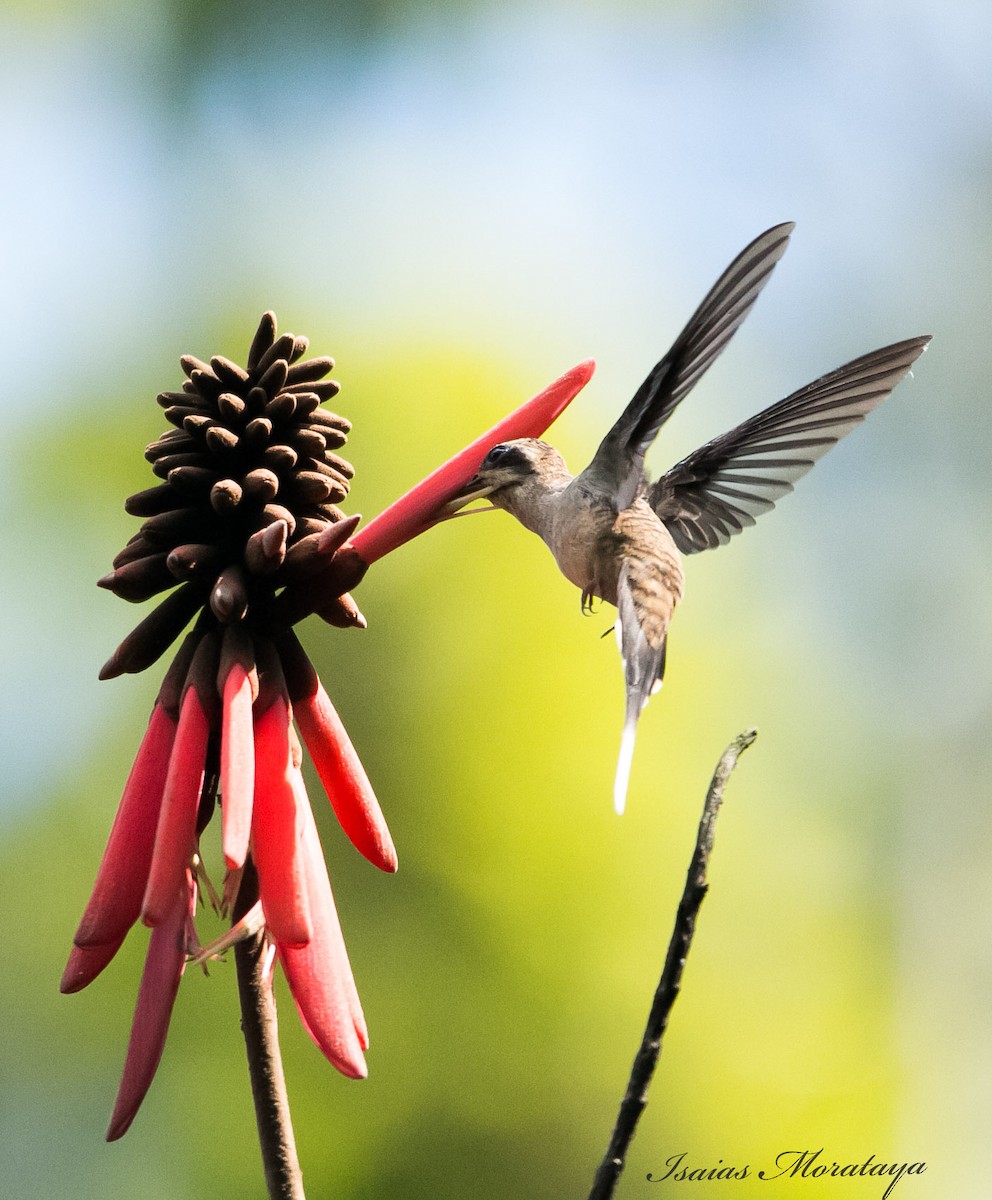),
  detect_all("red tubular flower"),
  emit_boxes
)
[106,871,197,1141]
[347,358,594,566]
[278,627,396,874]
[278,770,368,1078]
[140,637,216,928]
[61,702,176,988]
[250,677,313,950]
[219,628,257,871]
[65,311,593,1138]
